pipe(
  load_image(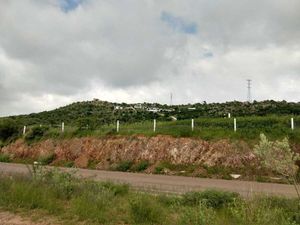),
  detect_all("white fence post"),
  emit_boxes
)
[291,118,294,130]
[234,118,237,132]
[116,120,120,132]
[23,126,26,135]
[62,122,64,132]
[191,119,194,131]
[153,119,156,132]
